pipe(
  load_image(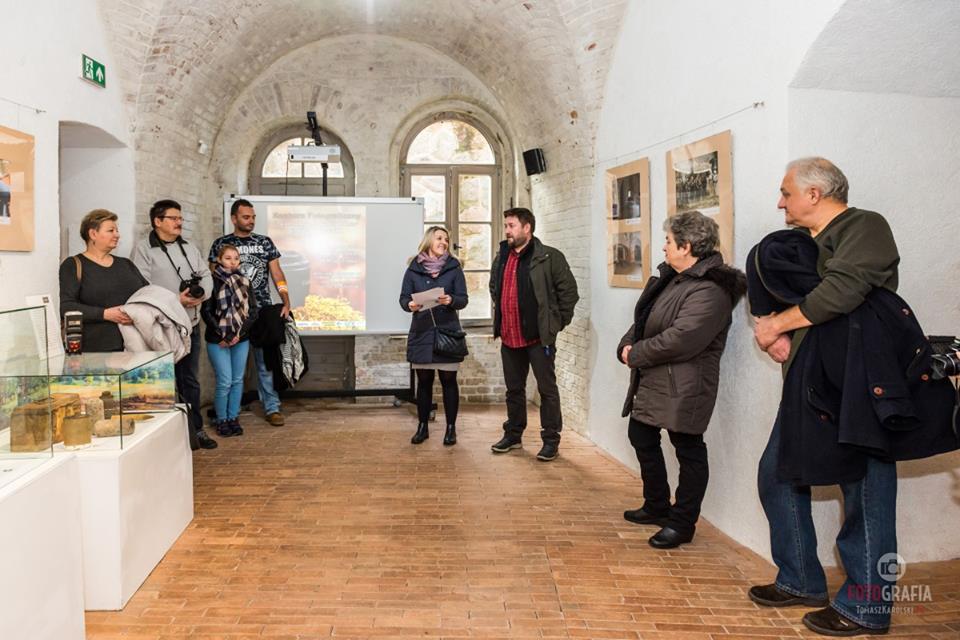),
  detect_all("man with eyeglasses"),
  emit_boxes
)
[131,199,217,450]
